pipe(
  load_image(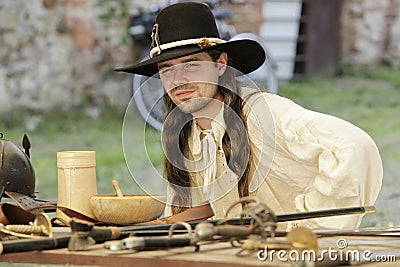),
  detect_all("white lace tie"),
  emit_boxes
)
[200,130,217,200]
